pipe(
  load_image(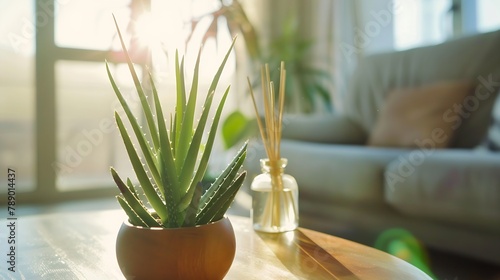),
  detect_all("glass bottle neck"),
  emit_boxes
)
[260,158,288,174]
